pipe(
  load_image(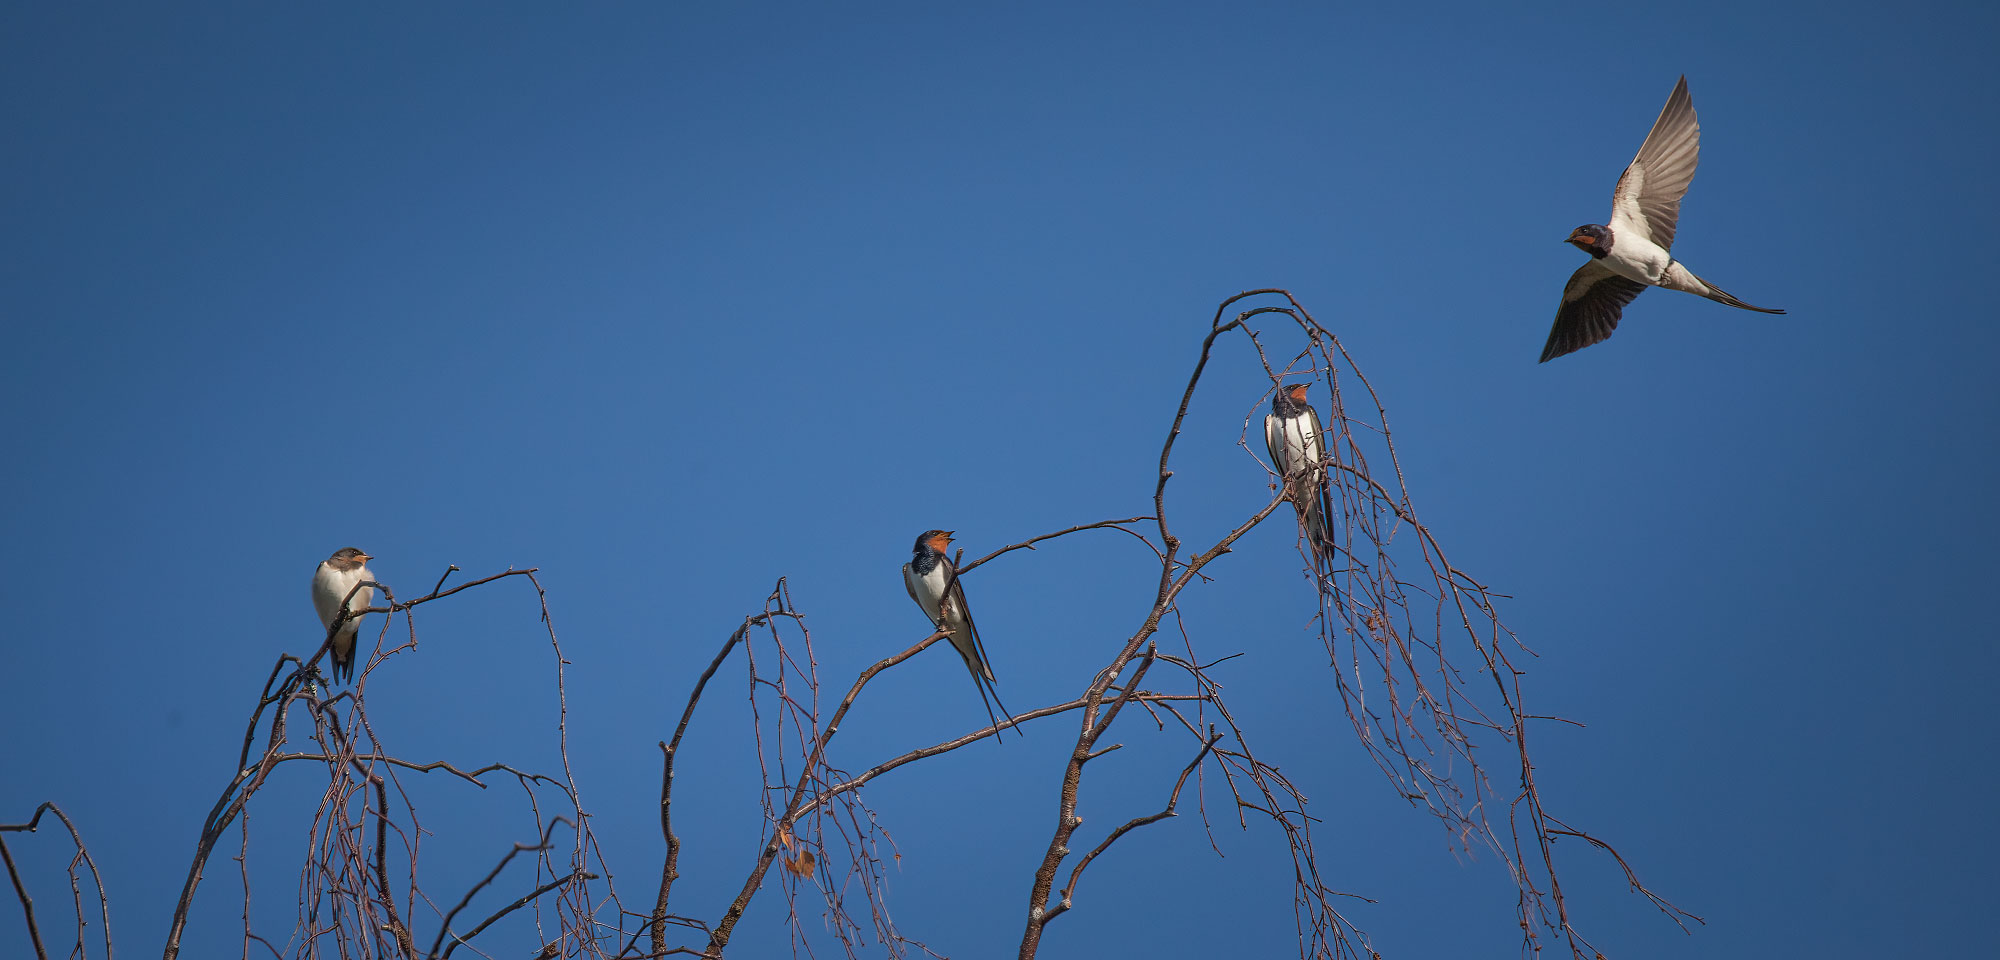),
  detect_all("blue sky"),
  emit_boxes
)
[3,2,1995,958]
